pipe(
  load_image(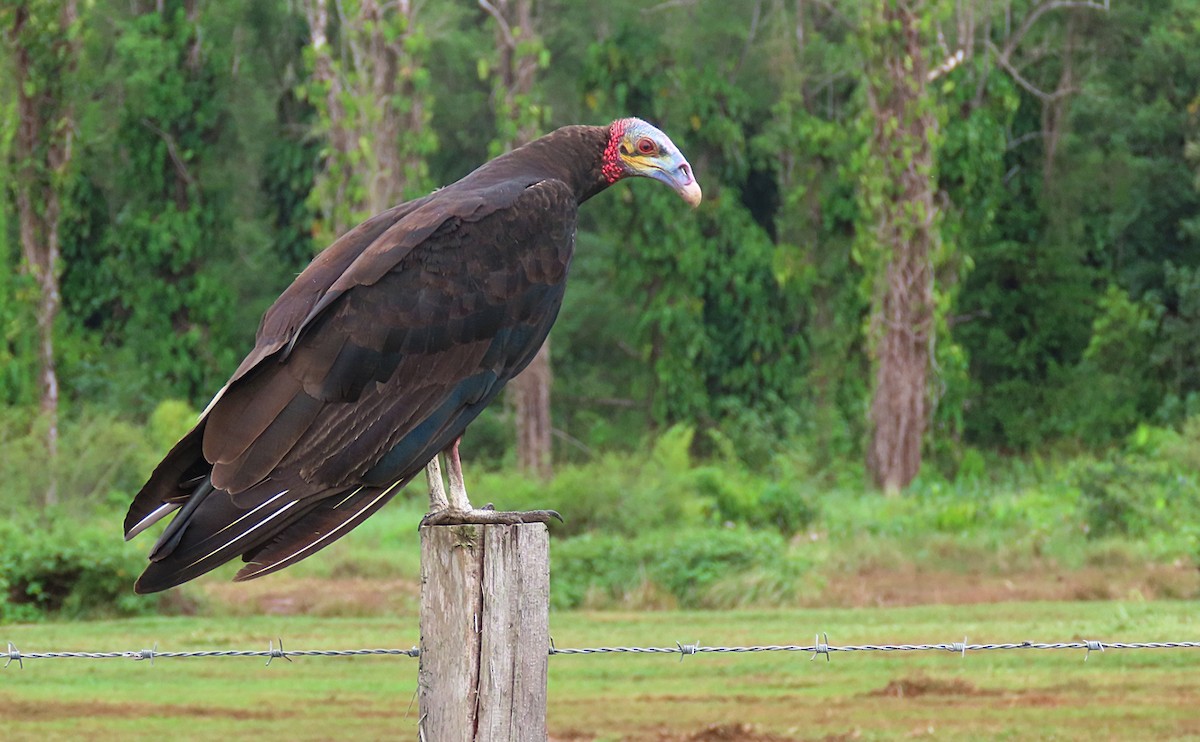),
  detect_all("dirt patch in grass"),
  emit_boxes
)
[554,721,802,741]
[554,718,804,741]
[0,698,281,722]
[815,562,1198,608]
[192,561,1196,615]
[652,723,798,741]
[200,577,418,616]
[868,674,993,698]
